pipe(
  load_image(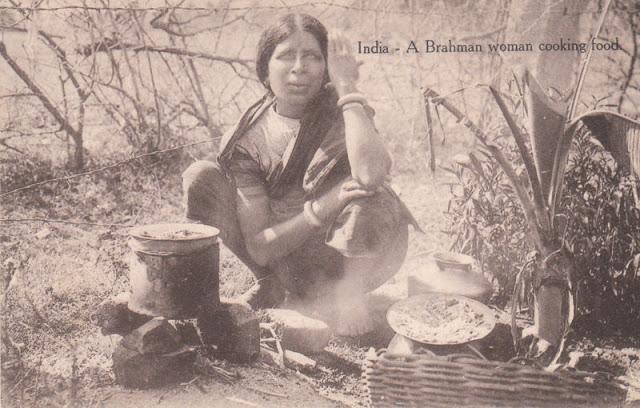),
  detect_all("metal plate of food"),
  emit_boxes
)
[386,293,496,345]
